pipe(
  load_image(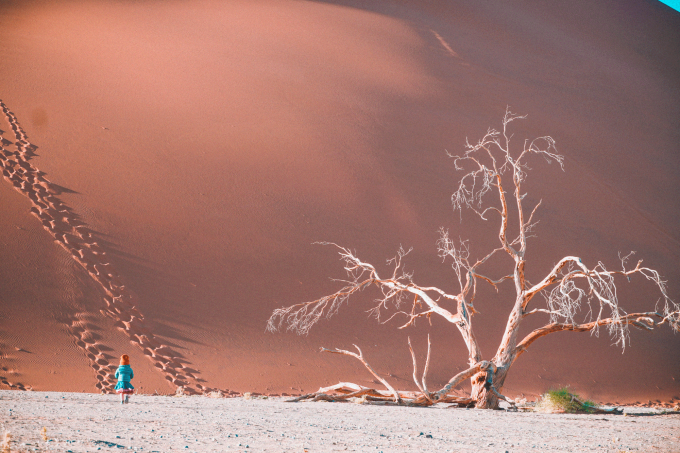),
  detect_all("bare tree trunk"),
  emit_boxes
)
[470,371,496,409]
[470,367,509,409]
